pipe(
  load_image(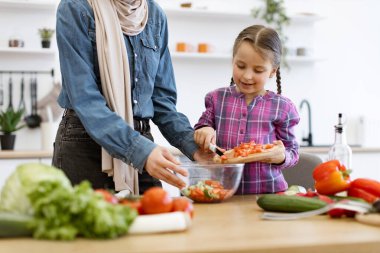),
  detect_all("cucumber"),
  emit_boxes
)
[257,194,327,213]
[0,212,33,237]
